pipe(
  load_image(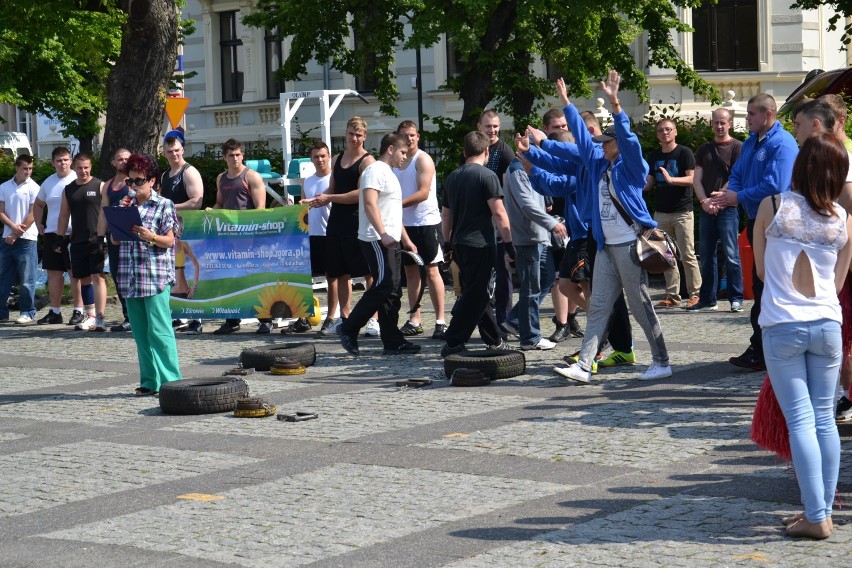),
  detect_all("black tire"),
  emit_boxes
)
[450,368,490,387]
[443,349,525,380]
[239,342,317,371]
[159,377,249,415]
